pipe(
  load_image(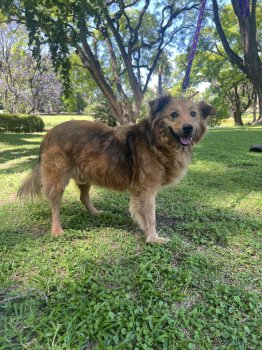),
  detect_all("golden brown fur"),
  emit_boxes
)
[18,96,215,243]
